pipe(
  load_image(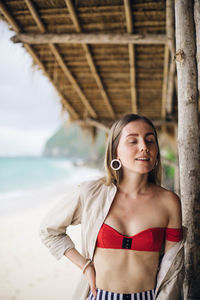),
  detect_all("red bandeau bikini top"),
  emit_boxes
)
[96,223,183,252]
